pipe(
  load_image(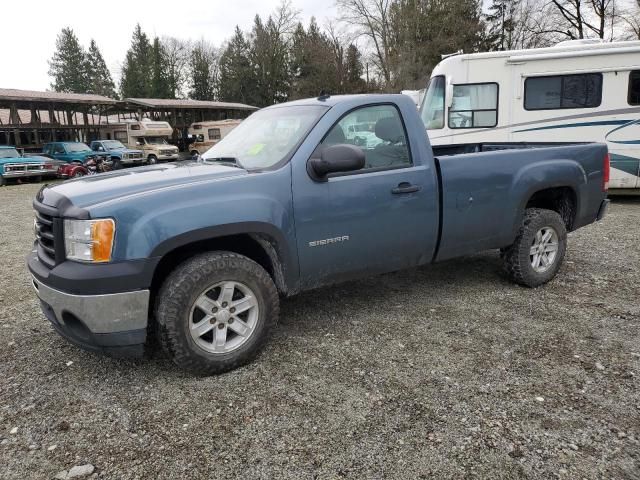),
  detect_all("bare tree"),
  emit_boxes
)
[618,0,640,39]
[336,0,394,89]
[161,37,191,98]
[547,0,617,39]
